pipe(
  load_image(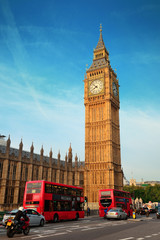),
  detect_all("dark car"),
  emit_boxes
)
[149,208,156,213]
[140,207,149,215]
